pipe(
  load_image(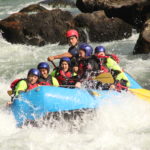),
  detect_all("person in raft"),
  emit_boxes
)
[51,57,78,88]
[75,43,94,80]
[7,68,40,105]
[93,46,130,90]
[47,29,83,73]
[37,62,59,86]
